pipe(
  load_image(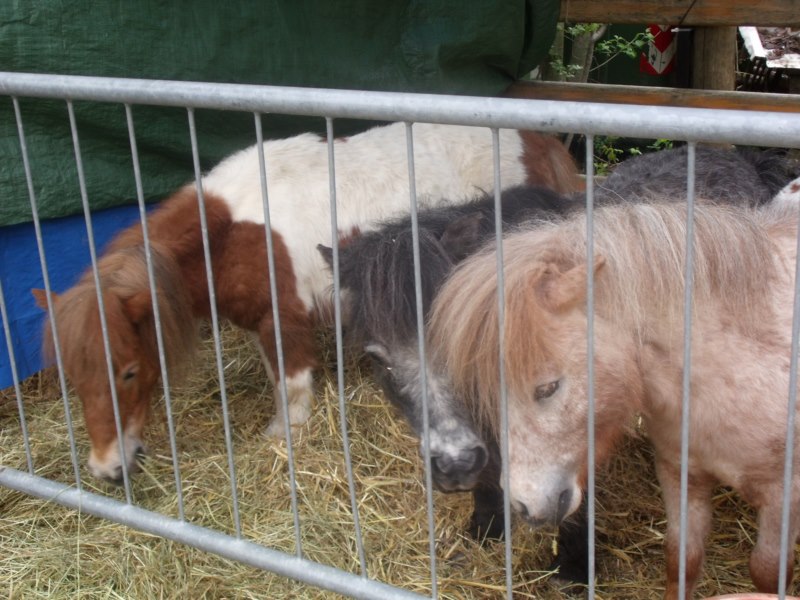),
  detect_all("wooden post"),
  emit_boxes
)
[691,26,737,91]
